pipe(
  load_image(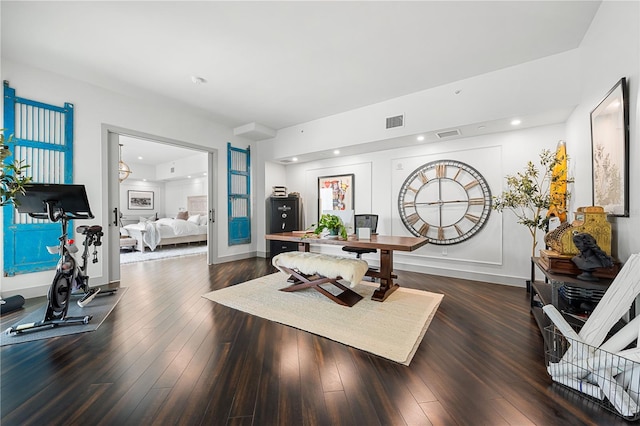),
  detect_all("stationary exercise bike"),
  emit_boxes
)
[6,184,117,335]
